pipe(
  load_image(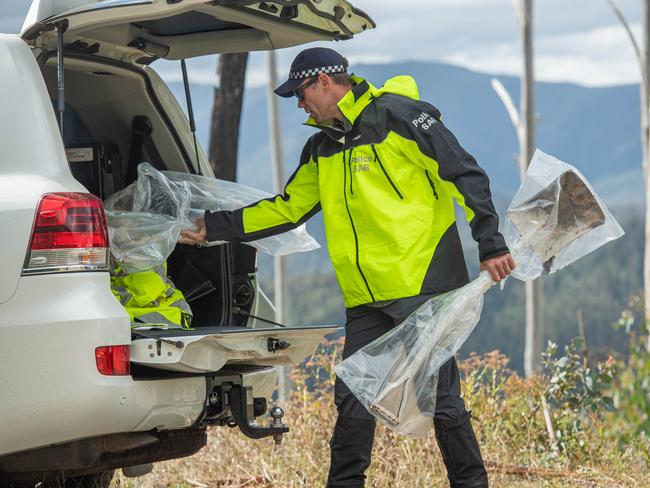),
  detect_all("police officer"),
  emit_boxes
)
[180,47,515,488]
